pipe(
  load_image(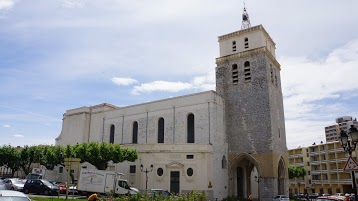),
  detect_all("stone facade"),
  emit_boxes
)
[56,24,288,201]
